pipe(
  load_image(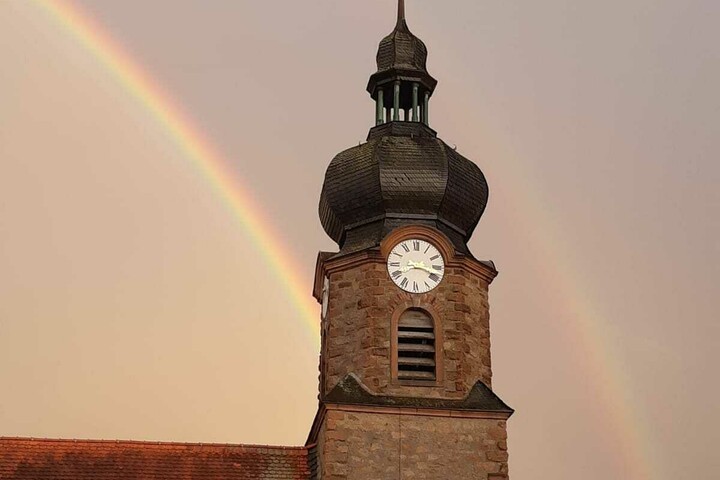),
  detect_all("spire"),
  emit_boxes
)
[397,0,405,25]
[367,0,437,126]
[320,1,490,254]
